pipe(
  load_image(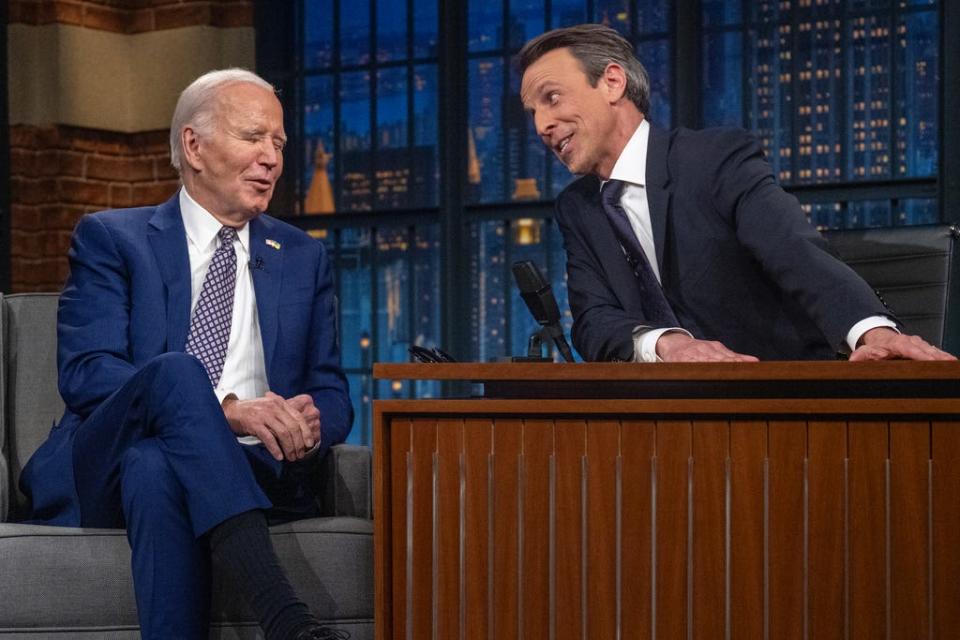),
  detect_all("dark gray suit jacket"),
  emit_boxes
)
[555,126,892,361]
